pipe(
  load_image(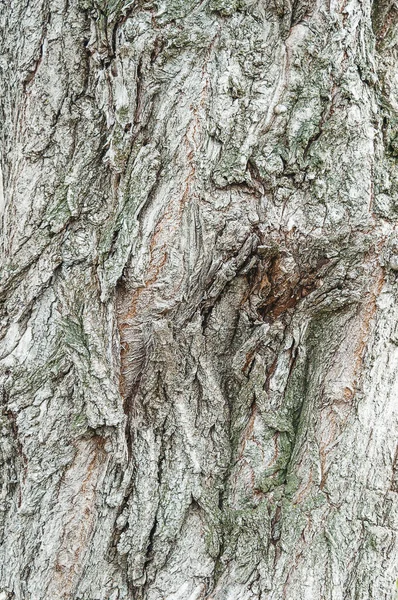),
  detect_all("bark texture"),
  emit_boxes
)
[1,0,398,599]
